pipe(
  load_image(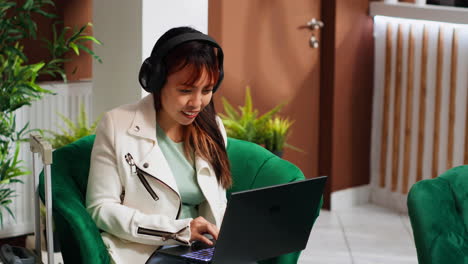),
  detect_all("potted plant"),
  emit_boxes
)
[0,0,101,232]
[262,117,295,157]
[219,86,299,157]
[42,103,101,149]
